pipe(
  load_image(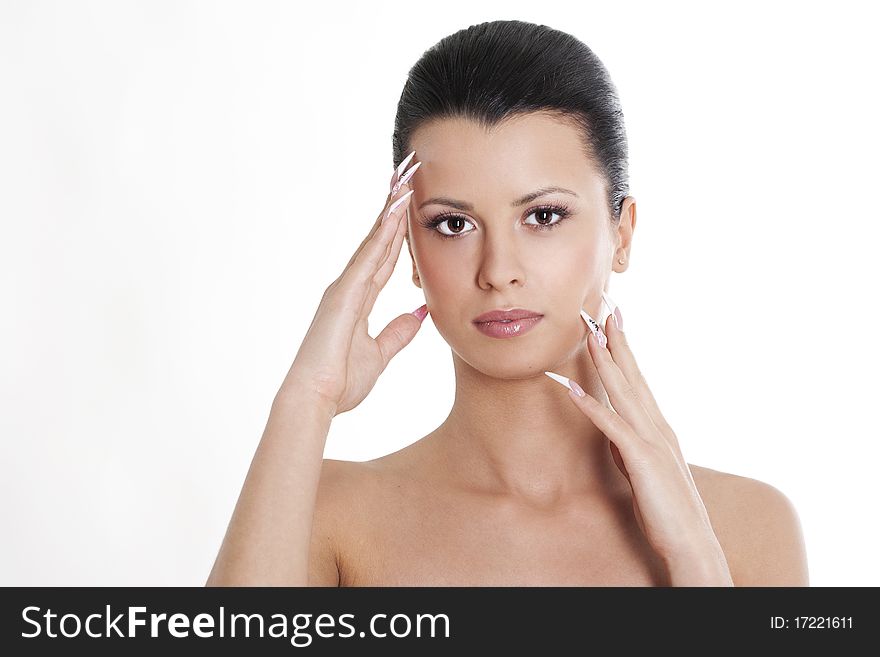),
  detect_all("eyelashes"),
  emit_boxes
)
[418,203,573,240]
